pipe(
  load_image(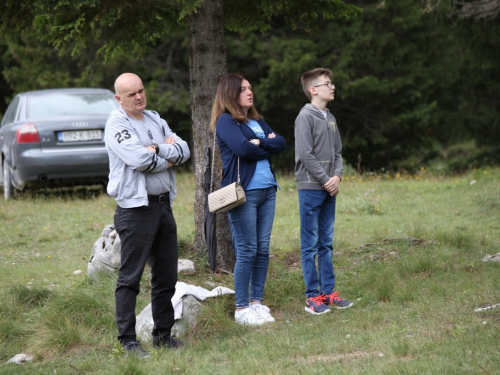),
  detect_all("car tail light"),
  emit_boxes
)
[16,123,40,143]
